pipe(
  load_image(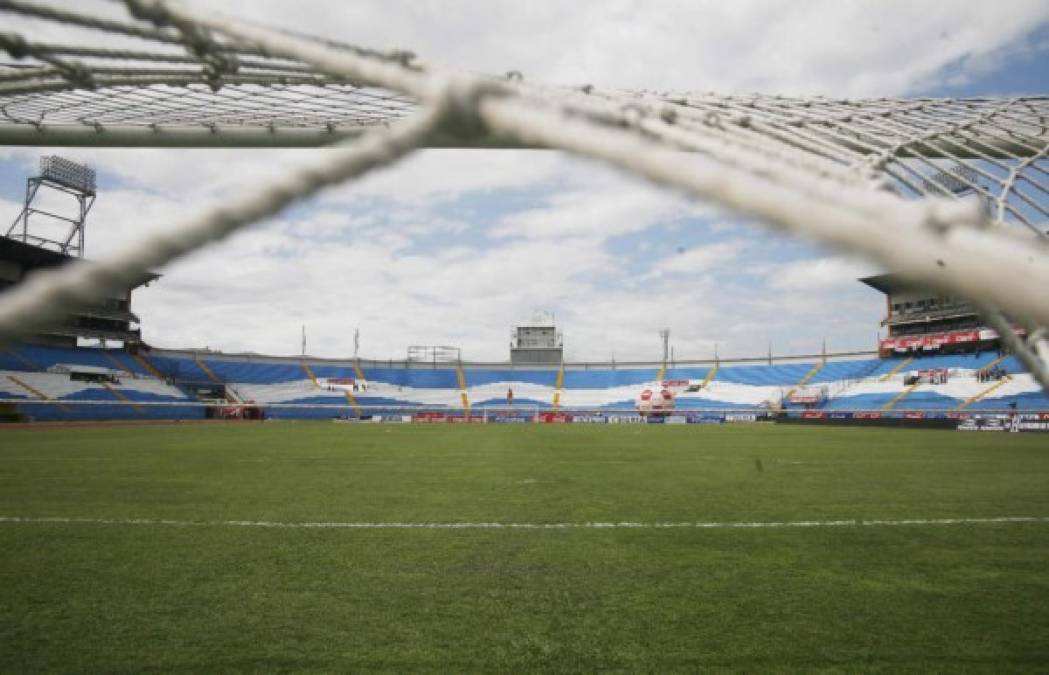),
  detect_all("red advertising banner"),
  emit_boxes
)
[802,411,826,419]
[854,412,882,419]
[538,412,570,424]
[880,330,980,351]
[412,412,447,423]
[447,415,486,424]
[904,411,926,420]
[880,327,1025,352]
